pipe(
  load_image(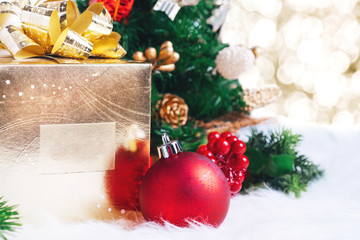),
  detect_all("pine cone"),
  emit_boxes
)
[156,93,189,127]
